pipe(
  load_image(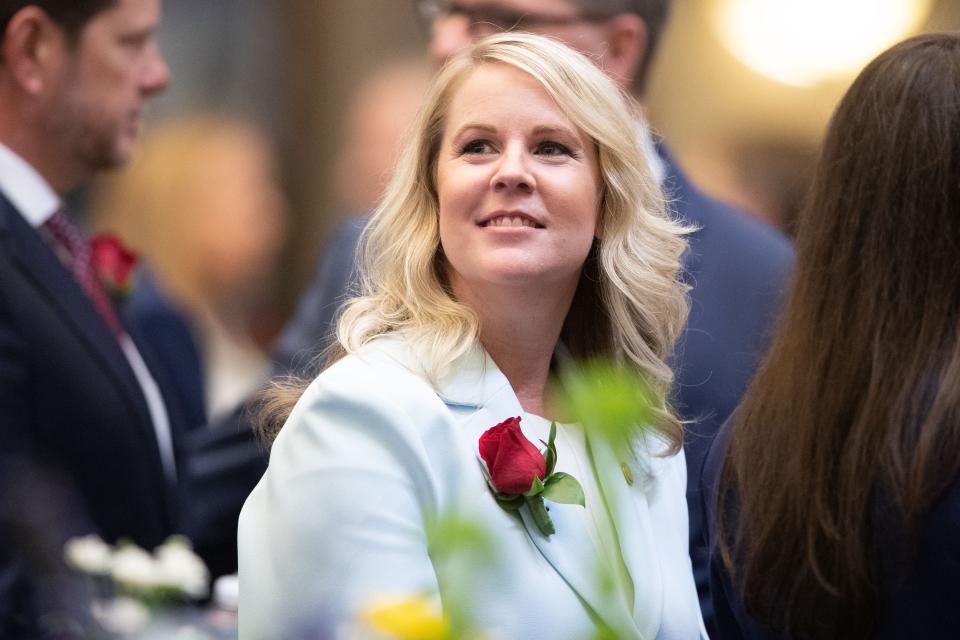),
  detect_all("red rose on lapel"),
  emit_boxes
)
[479,416,546,495]
[90,234,138,296]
